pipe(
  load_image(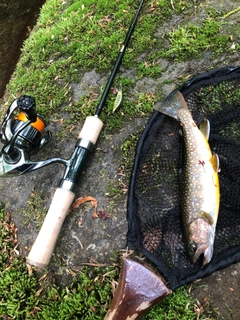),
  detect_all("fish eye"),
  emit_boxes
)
[189,242,197,254]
